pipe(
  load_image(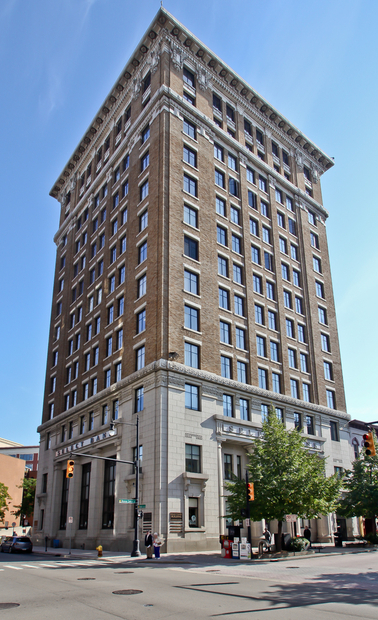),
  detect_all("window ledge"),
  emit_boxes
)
[182,472,209,482]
